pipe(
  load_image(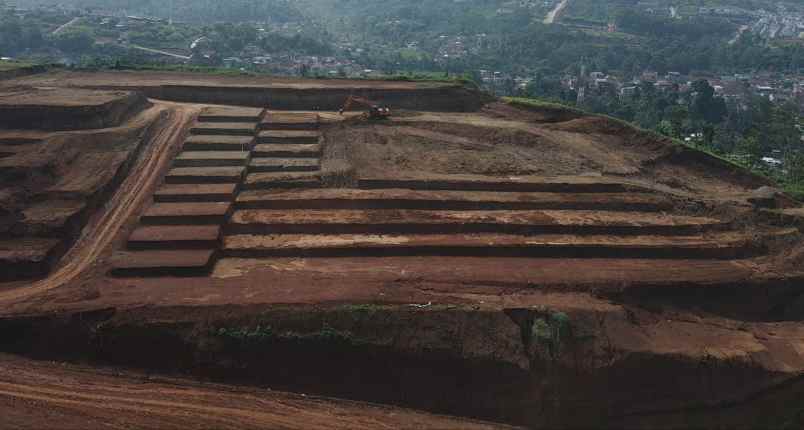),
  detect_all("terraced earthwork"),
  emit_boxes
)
[2,71,804,430]
[114,165,788,276]
[112,107,324,277]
